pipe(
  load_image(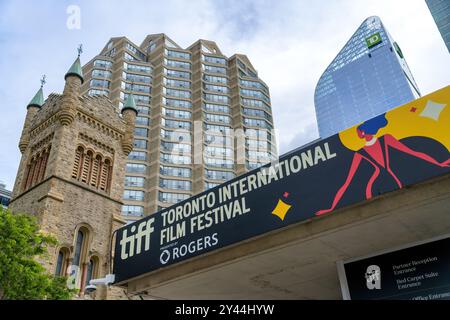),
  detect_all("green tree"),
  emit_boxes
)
[0,207,75,300]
